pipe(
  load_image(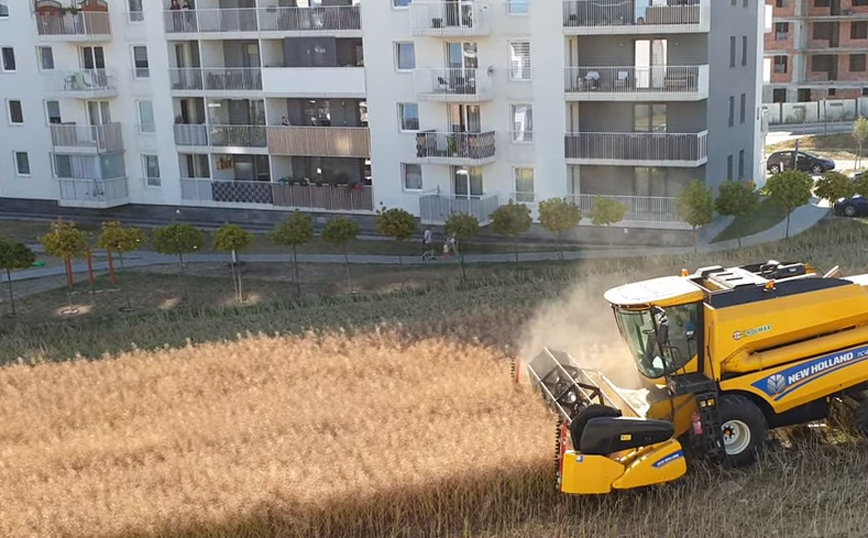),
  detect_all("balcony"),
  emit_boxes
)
[50,123,124,154]
[261,67,365,97]
[172,124,267,149]
[415,68,494,102]
[267,126,370,158]
[562,0,710,35]
[409,1,491,37]
[564,65,709,101]
[564,131,708,167]
[35,11,112,40]
[419,193,499,225]
[415,131,497,165]
[173,124,209,146]
[169,68,263,94]
[180,179,374,212]
[57,177,130,209]
[43,69,119,99]
[163,6,362,37]
[570,194,683,227]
